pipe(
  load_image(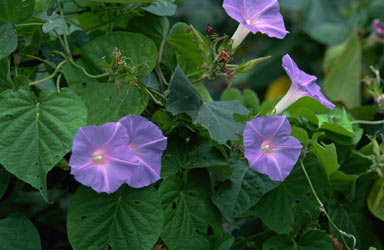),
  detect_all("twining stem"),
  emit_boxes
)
[58,1,72,58]
[300,147,357,250]
[155,38,167,93]
[51,50,109,79]
[56,73,62,93]
[15,23,43,27]
[351,120,384,125]
[29,60,68,86]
